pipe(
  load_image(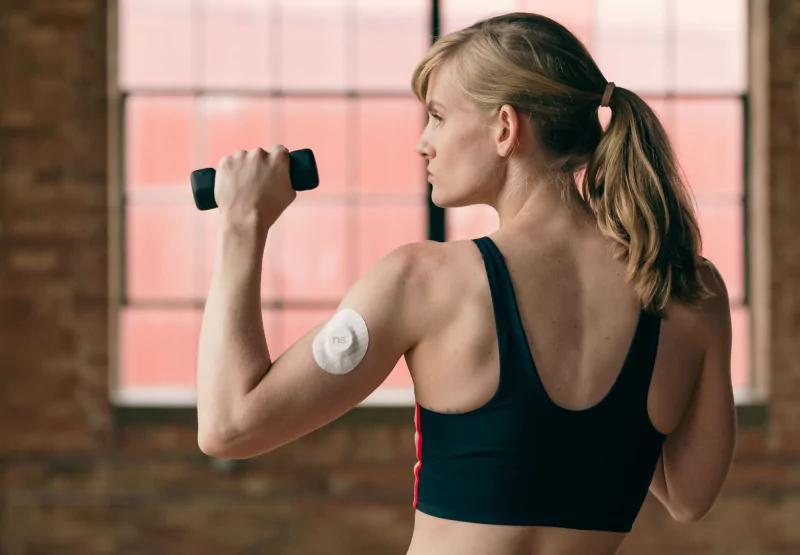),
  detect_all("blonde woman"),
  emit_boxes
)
[197,12,737,555]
